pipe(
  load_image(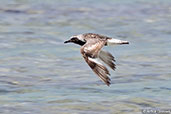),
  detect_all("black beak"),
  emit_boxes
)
[64,40,71,43]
